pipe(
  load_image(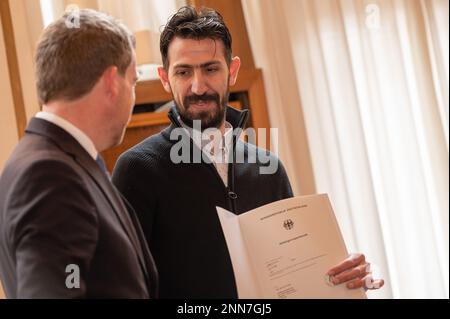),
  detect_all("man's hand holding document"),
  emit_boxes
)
[217,194,367,299]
